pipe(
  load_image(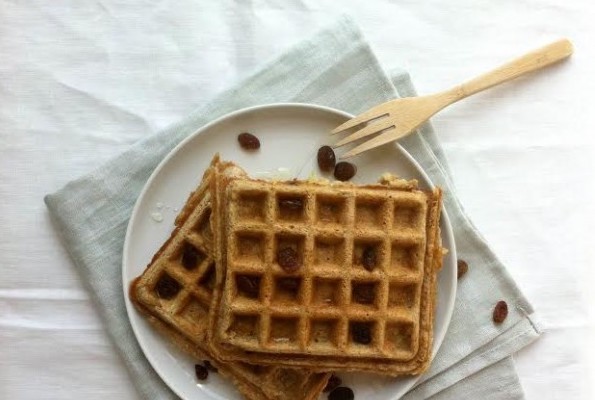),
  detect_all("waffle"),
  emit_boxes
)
[208,164,443,375]
[130,156,330,400]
